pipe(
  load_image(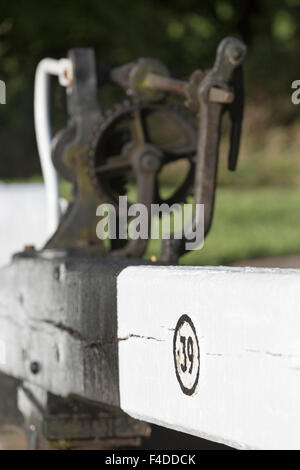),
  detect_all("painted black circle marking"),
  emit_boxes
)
[173,314,200,395]
[30,361,40,375]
